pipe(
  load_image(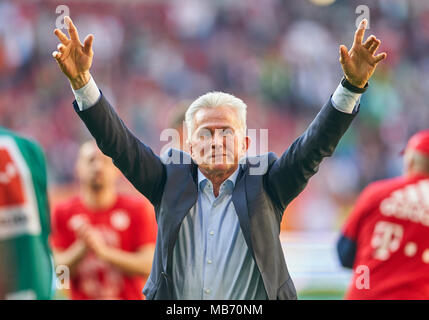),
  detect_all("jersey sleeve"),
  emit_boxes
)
[132,198,157,250]
[50,204,74,250]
